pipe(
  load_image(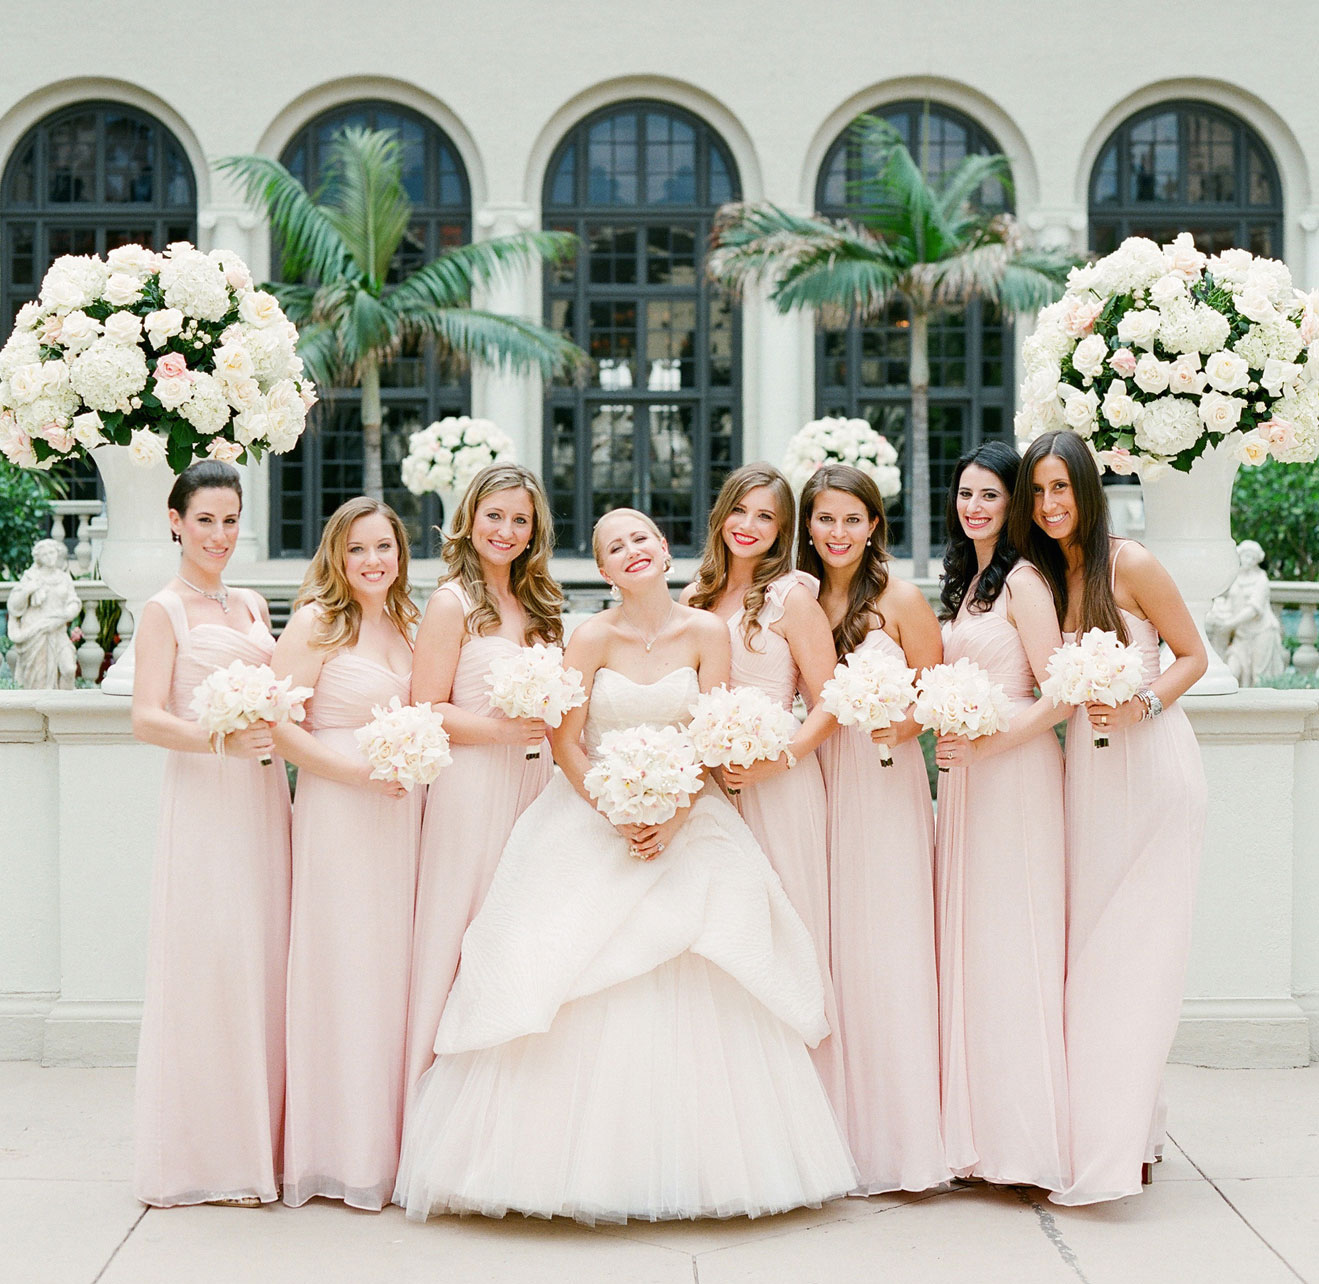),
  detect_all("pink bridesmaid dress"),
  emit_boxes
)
[1050,542,1207,1206]
[936,562,1069,1190]
[726,570,845,1116]
[283,652,424,1210]
[134,588,291,1207]
[817,625,947,1193]
[402,583,552,1109]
